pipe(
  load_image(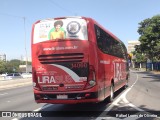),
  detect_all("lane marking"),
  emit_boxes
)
[0,82,32,91]
[96,70,143,120]
[119,71,144,111]
[105,70,140,111]
[12,118,19,120]
[33,104,53,111]
[0,93,8,96]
